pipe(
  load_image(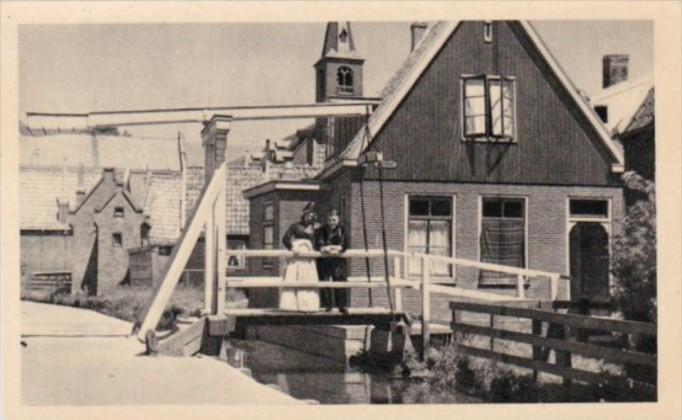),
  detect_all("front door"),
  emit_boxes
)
[569,222,610,304]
